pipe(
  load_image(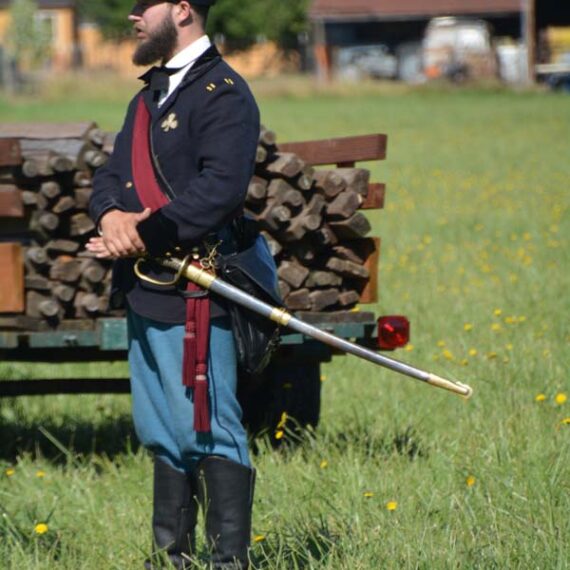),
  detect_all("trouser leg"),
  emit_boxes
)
[197,456,256,569]
[128,311,250,469]
[145,456,198,570]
